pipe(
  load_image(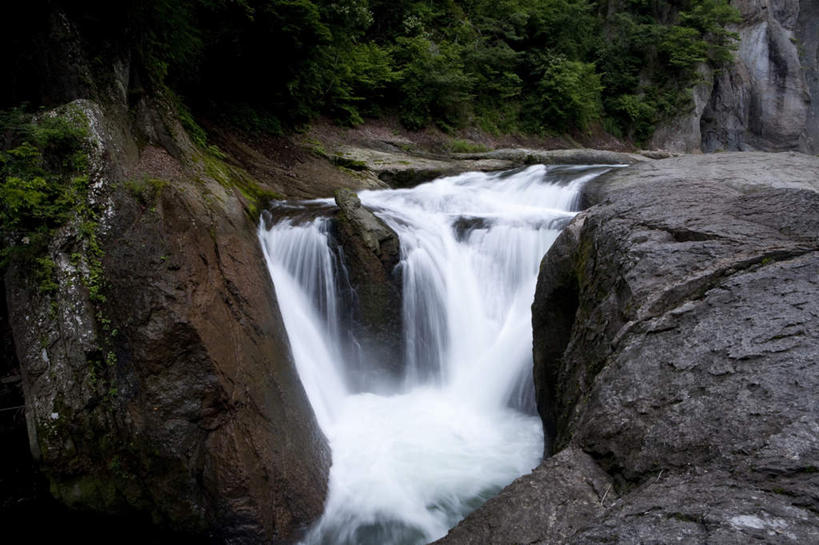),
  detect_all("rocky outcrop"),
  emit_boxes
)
[465,148,658,164]
[648,65,714,153]
[700,0,815,152]
[436,152,819,544]
[653,0,818,153]
[5,97,330,543]
[331,146,515,188]
[326,147,655,189]
[431,447,615,545]
[797,0,819,151]
[333,188,403,387]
